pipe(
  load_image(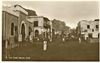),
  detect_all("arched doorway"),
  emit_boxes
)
[35,30,39,37]
[21,24,25,41]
